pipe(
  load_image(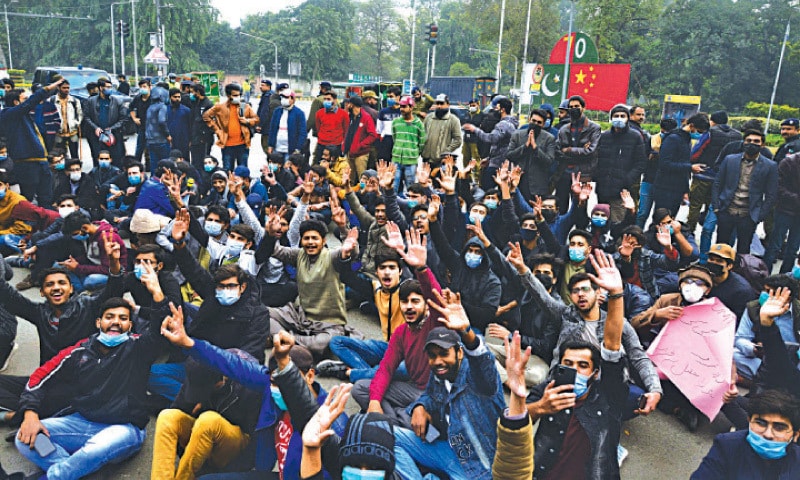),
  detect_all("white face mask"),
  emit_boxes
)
[69,172,81,182]
[681,283,705,304]
[58,206,76,218]
[281,97,291,108]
